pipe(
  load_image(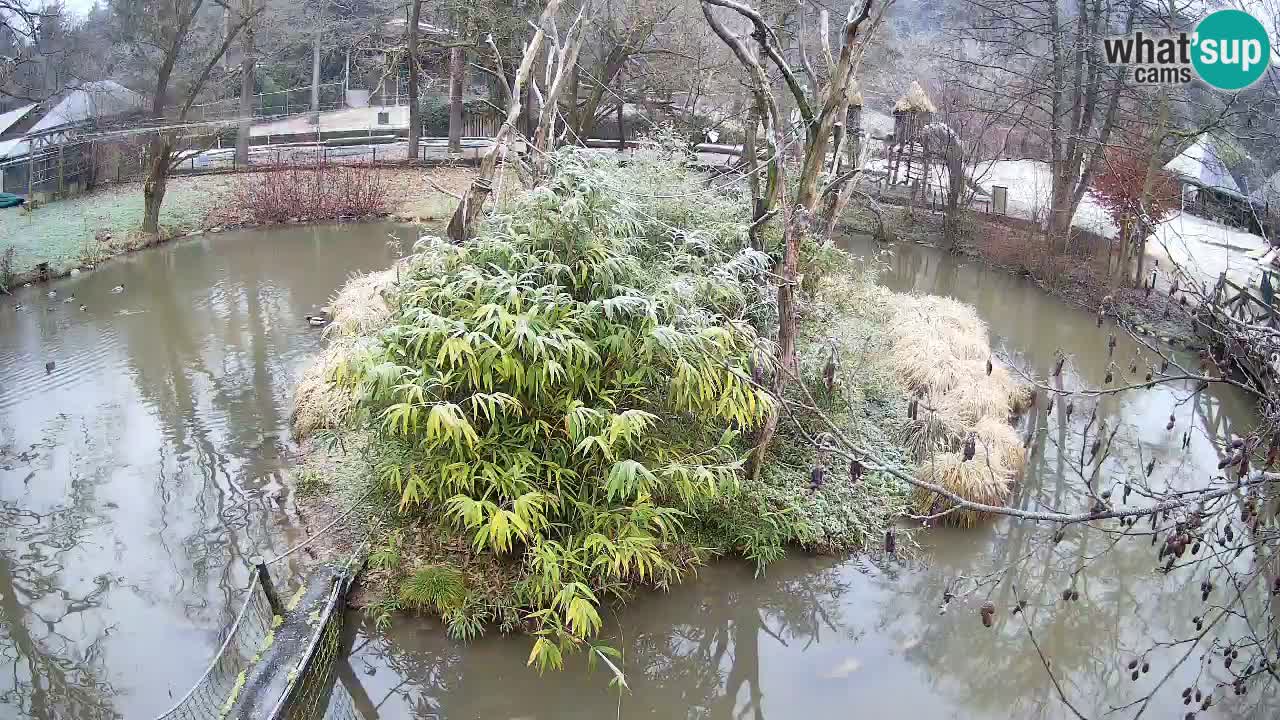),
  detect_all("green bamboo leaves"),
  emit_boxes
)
[342,148,779,666]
